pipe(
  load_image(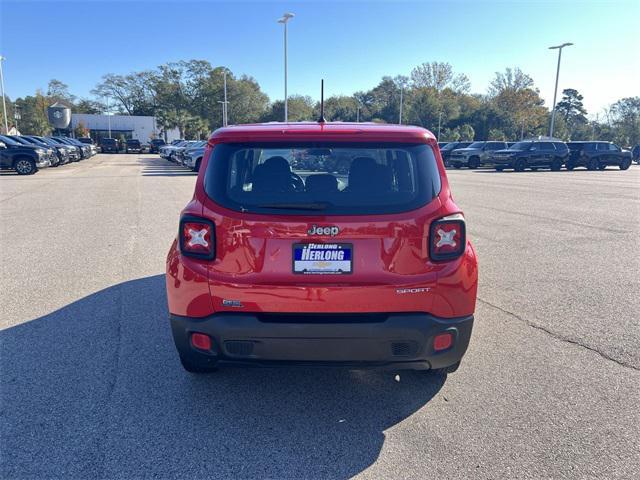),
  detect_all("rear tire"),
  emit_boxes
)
[14,158,36,175]
[551,159,562,171]
[620,158,631,170]
[514,159,526,172]
[598,164,607,170]
[194,158,202,172]
[587,158,599,171]
[468,157,480,169]
[566,160,575,171]
[453,163,461,169]
[495,166,504,171]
